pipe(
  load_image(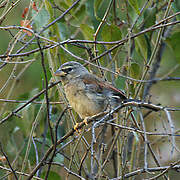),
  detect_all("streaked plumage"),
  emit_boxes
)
[55,61,126,119]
